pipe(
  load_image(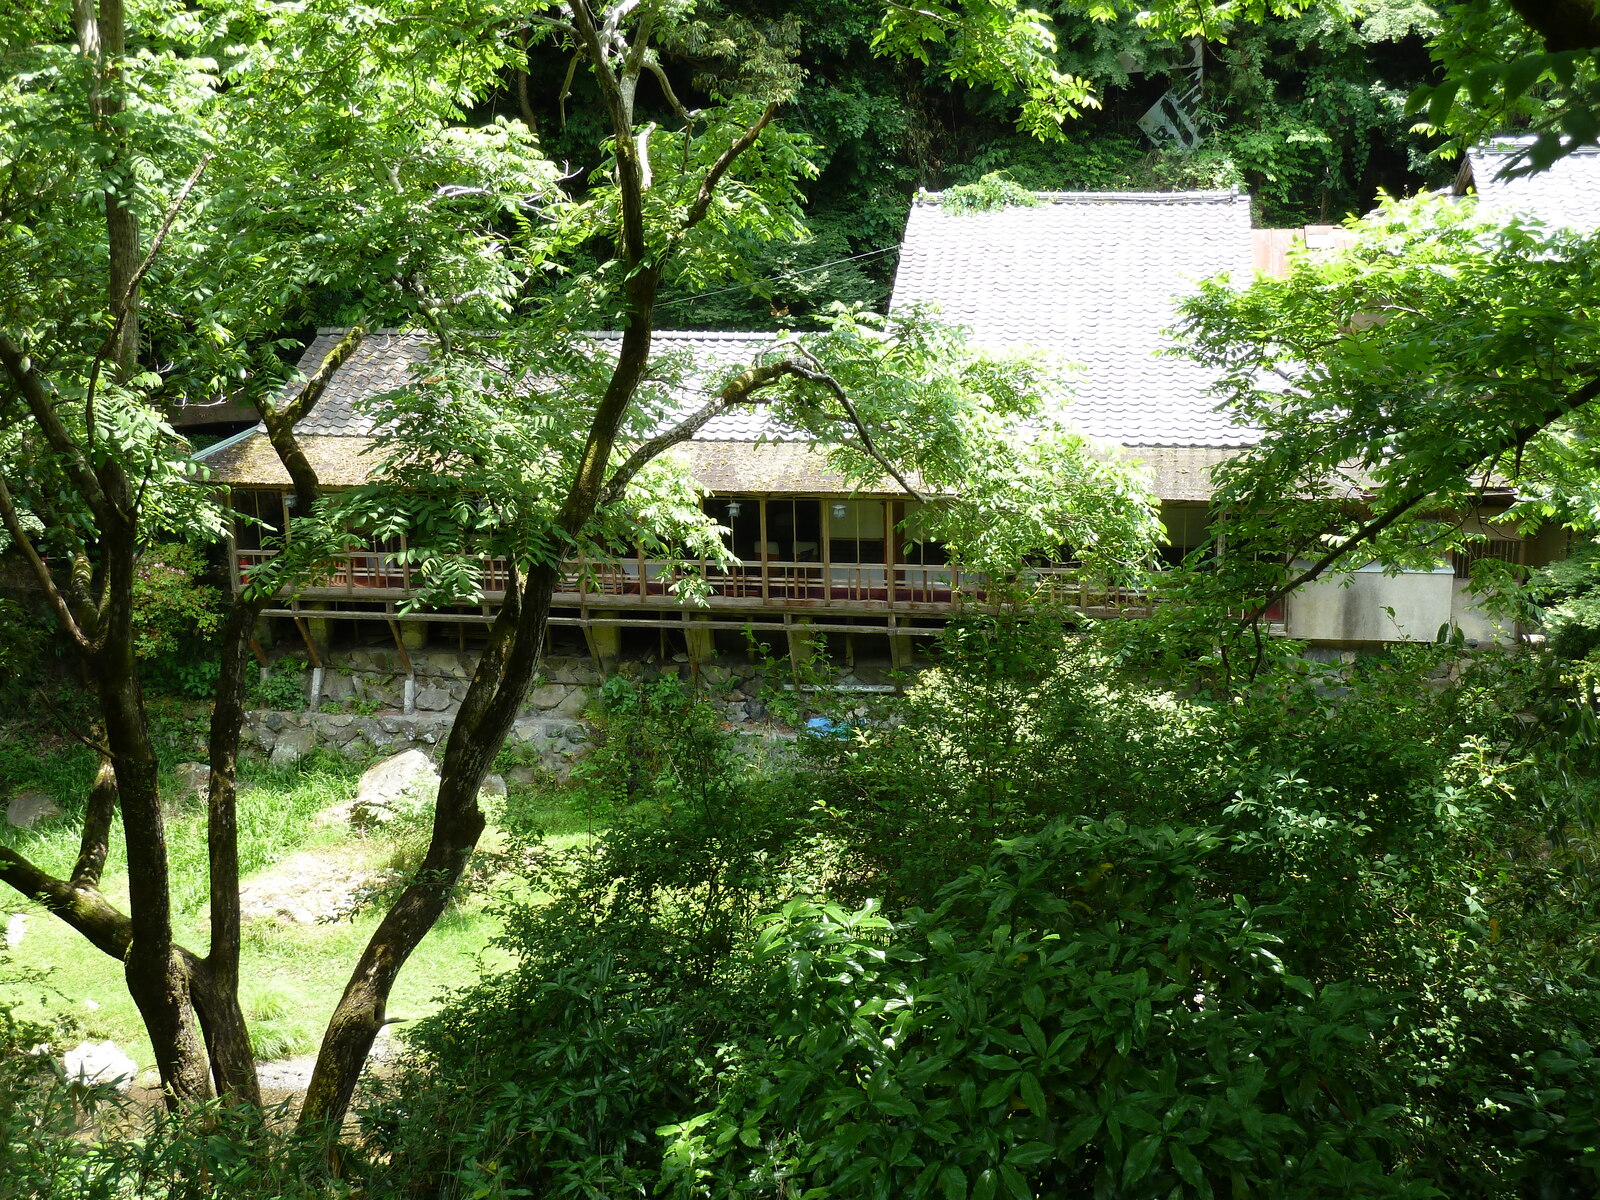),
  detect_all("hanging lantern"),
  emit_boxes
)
[831,502,848,520]
[726,500,742,518]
